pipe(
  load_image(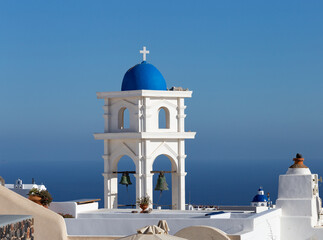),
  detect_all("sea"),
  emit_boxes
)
[1,157,323,209]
